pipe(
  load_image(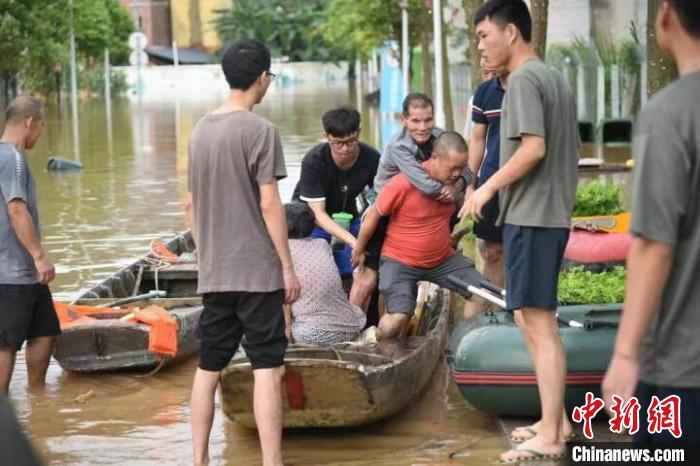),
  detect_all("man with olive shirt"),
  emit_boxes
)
[293,107,380,310]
